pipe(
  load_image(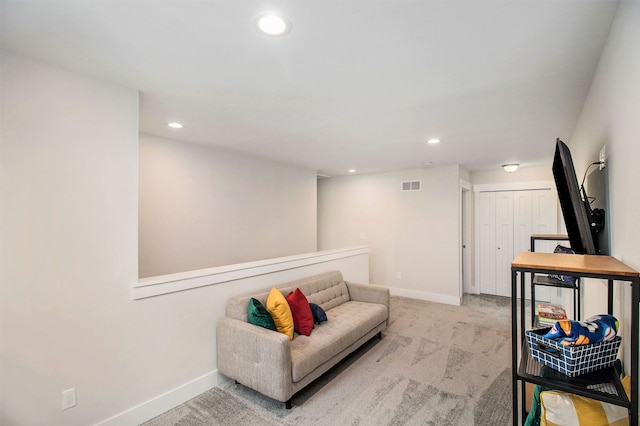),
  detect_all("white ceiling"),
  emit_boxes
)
[1,1,618,176]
